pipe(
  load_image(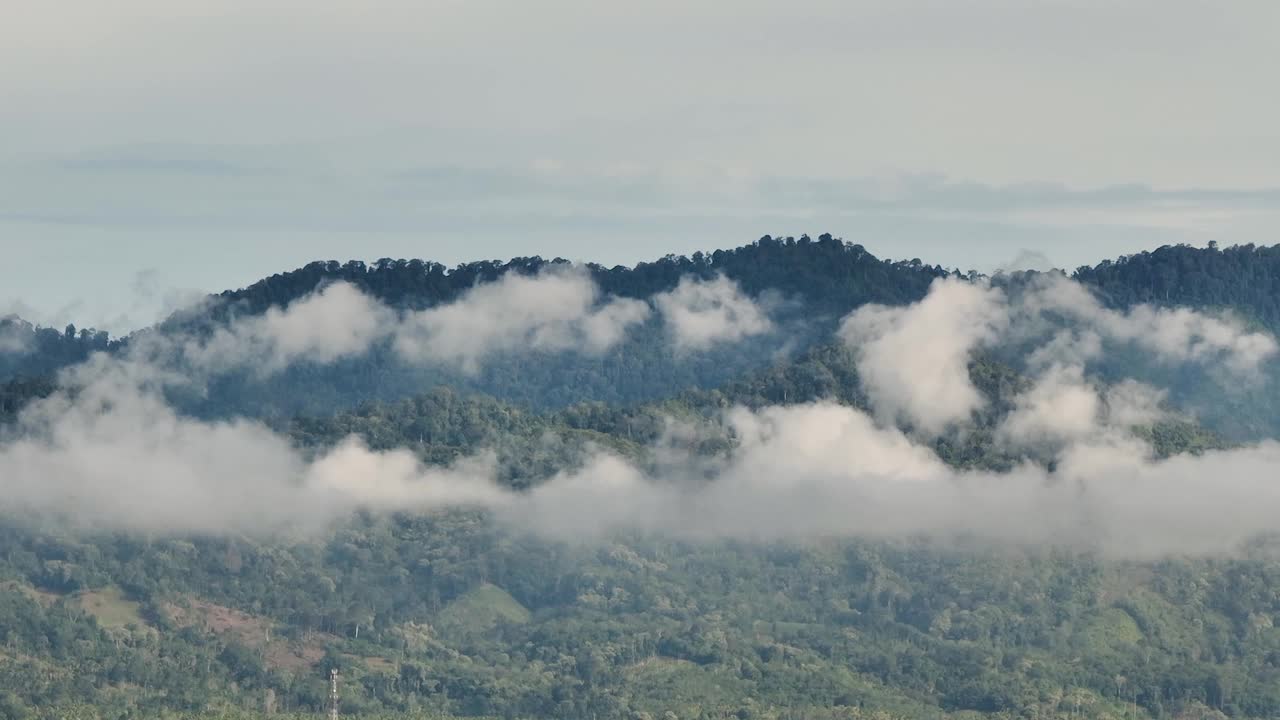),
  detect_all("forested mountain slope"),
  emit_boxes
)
[1,237,1279,720]
[1075,242,1280,329]
[197,234,943,320]
[0,334,1244,720]
[160,236,946,418]
[7,237,1280,423]
[0,360,1252,720]
[0,318,115,385]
